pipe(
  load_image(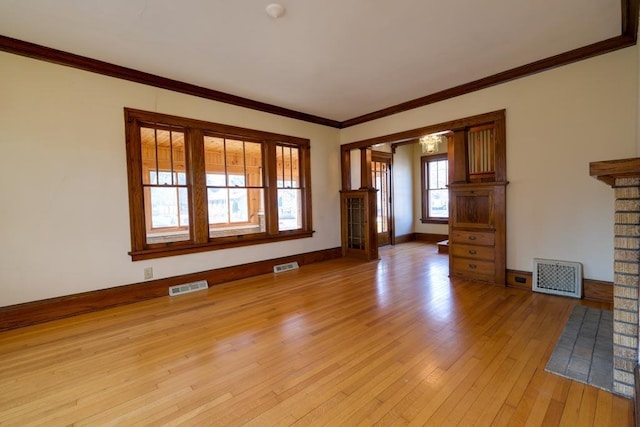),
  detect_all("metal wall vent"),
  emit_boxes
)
[532,258,582,298]
[273,262,299,273]
[169,280,208,296]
